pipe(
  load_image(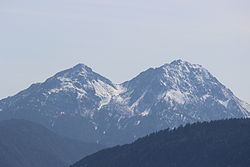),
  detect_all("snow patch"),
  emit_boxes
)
[91,80,124,110]
[130,91,147,110]
[202,94,210,100]
[135,120,141,125]
[218,99,229,108]
[141,110,149,116]
[164,90,187,104]
[160,80,167,86]
[48,77,87,98]
[58,77,72,82]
